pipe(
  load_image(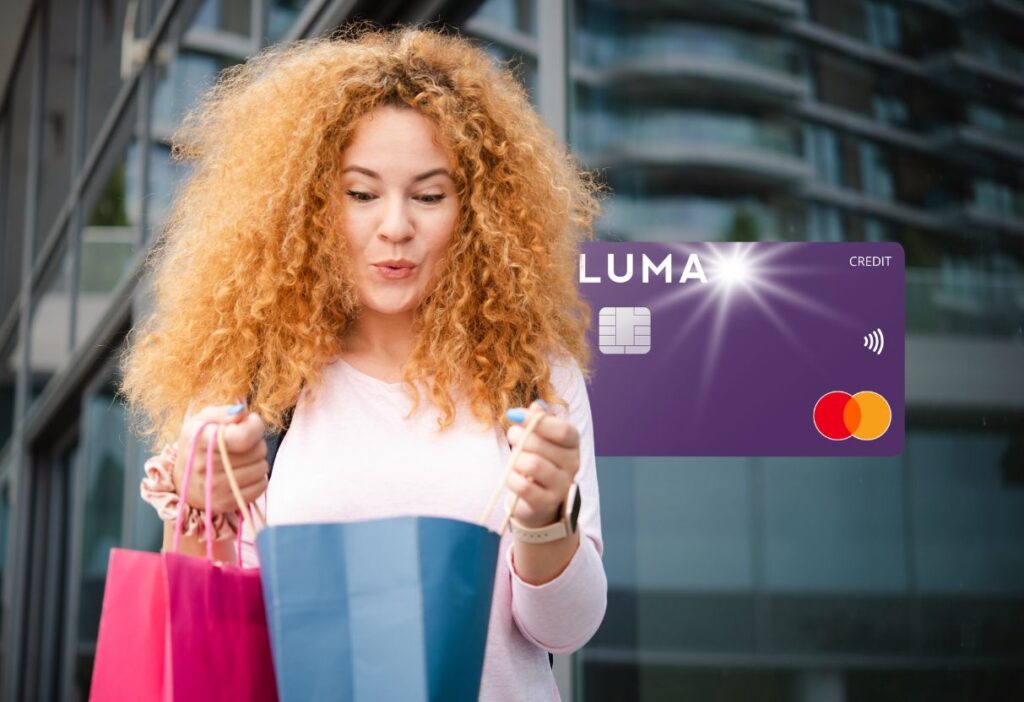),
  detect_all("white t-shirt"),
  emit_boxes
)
[240,355,607,701]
